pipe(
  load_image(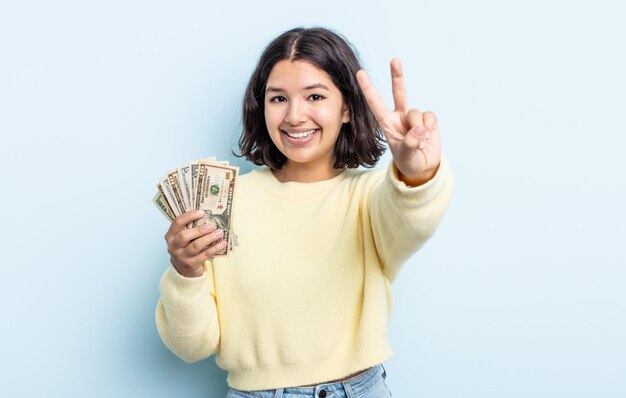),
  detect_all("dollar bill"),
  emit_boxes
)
[193,161,239,255]
[178,164,192,212]
[190,162,200,211]
[152,191,175,221]
[153,157,239,255]
[163,169,188,216]
[158,177,182,217]
[190,156,220,210]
